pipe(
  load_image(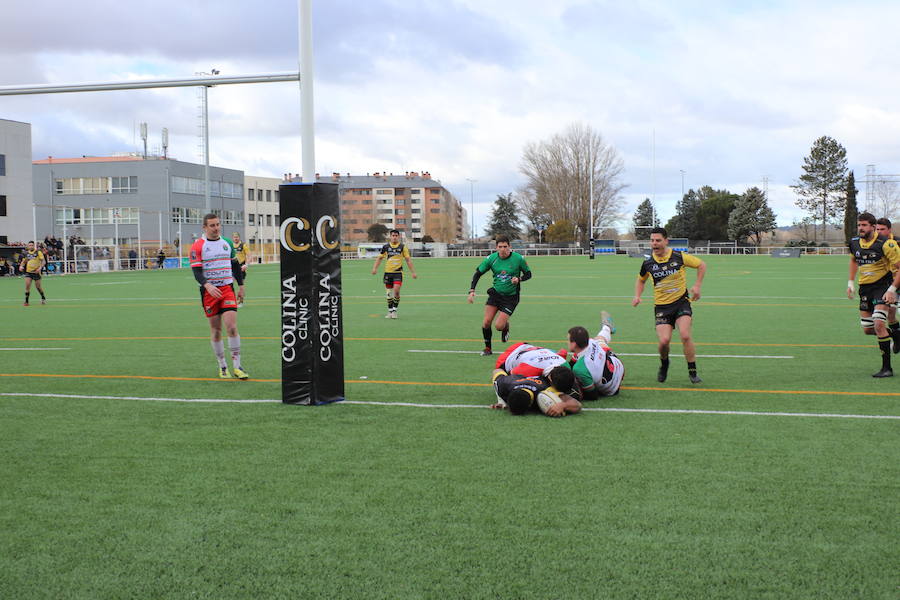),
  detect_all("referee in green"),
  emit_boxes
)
[467,235,532,356]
